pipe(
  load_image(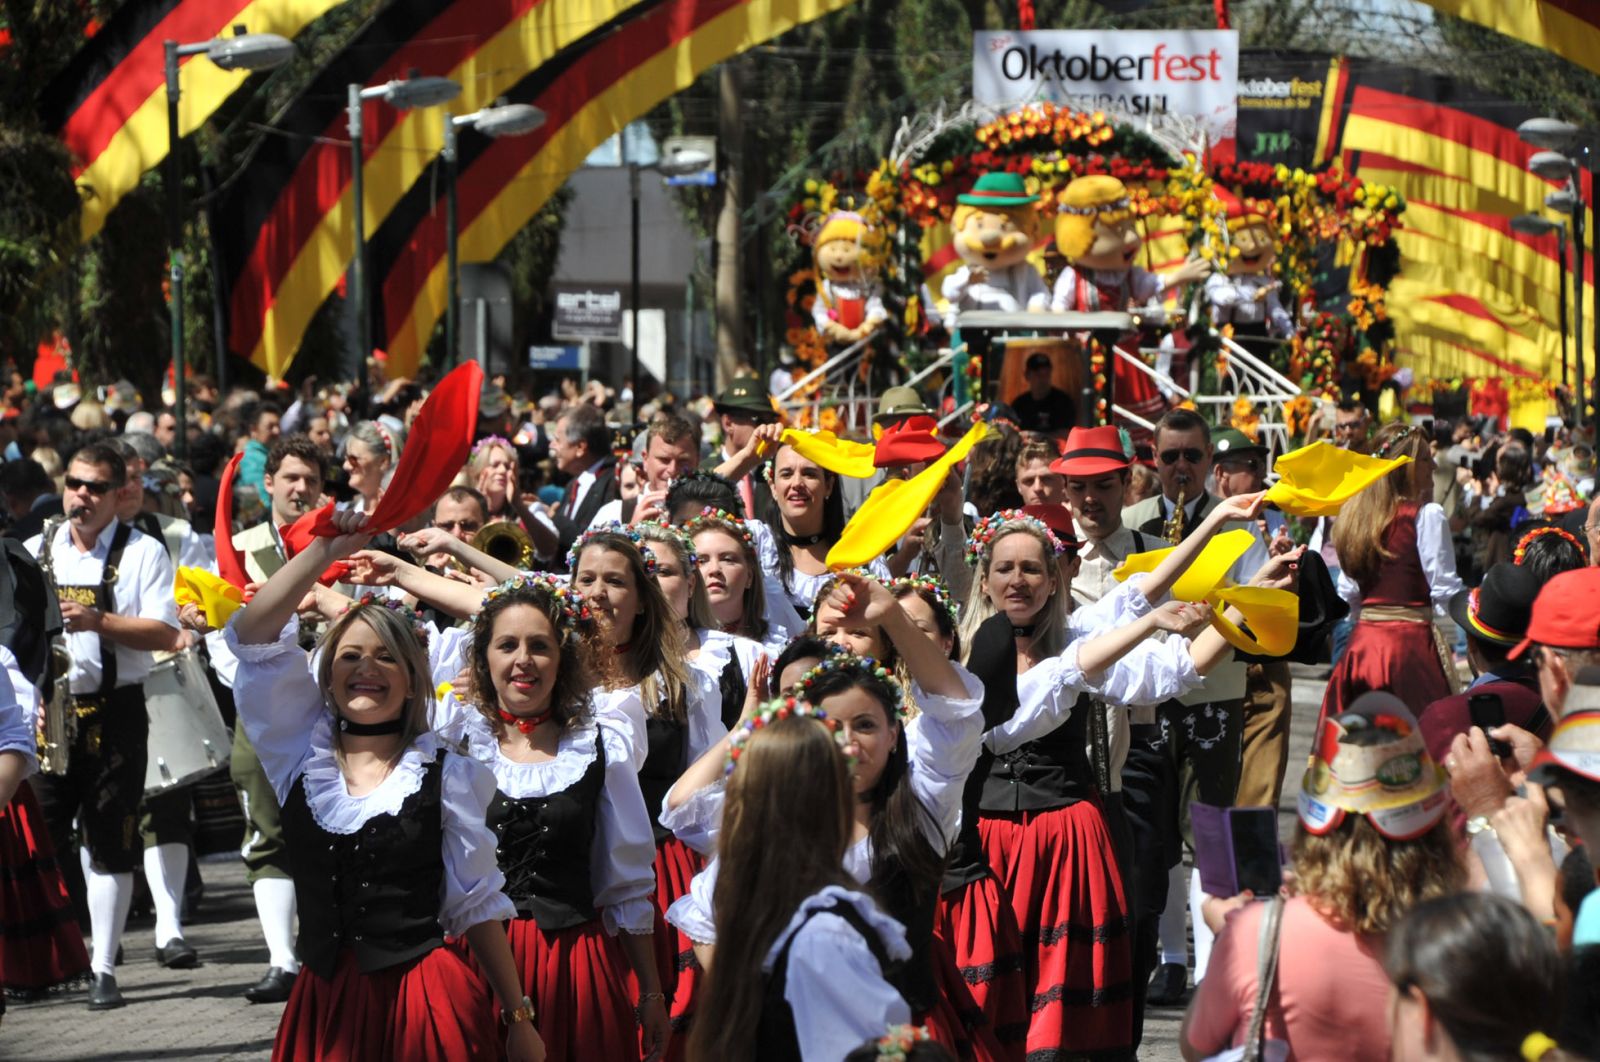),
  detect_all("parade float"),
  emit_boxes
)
[780,103,1406,450]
